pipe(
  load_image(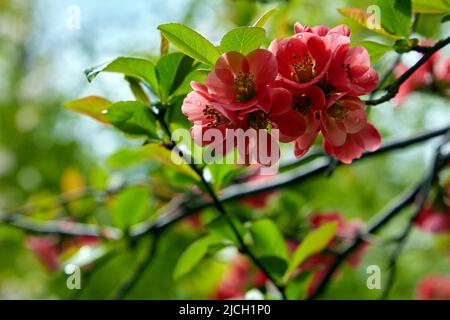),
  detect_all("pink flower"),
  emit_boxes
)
[416,275,450,300]
[294,23,351,37]
[323,122,381,164]
[214,257,250,300]
[182,85,238,147]
[291,86,325,157]
[205,49,278,111]
[433,57,450,84]
[327,44,378,96]
[415,205,450,234]
[321,95,367,147]
[25,236,60,271]
[269,33,332,89]
[242,87,306,143]
[394,63,429,105]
